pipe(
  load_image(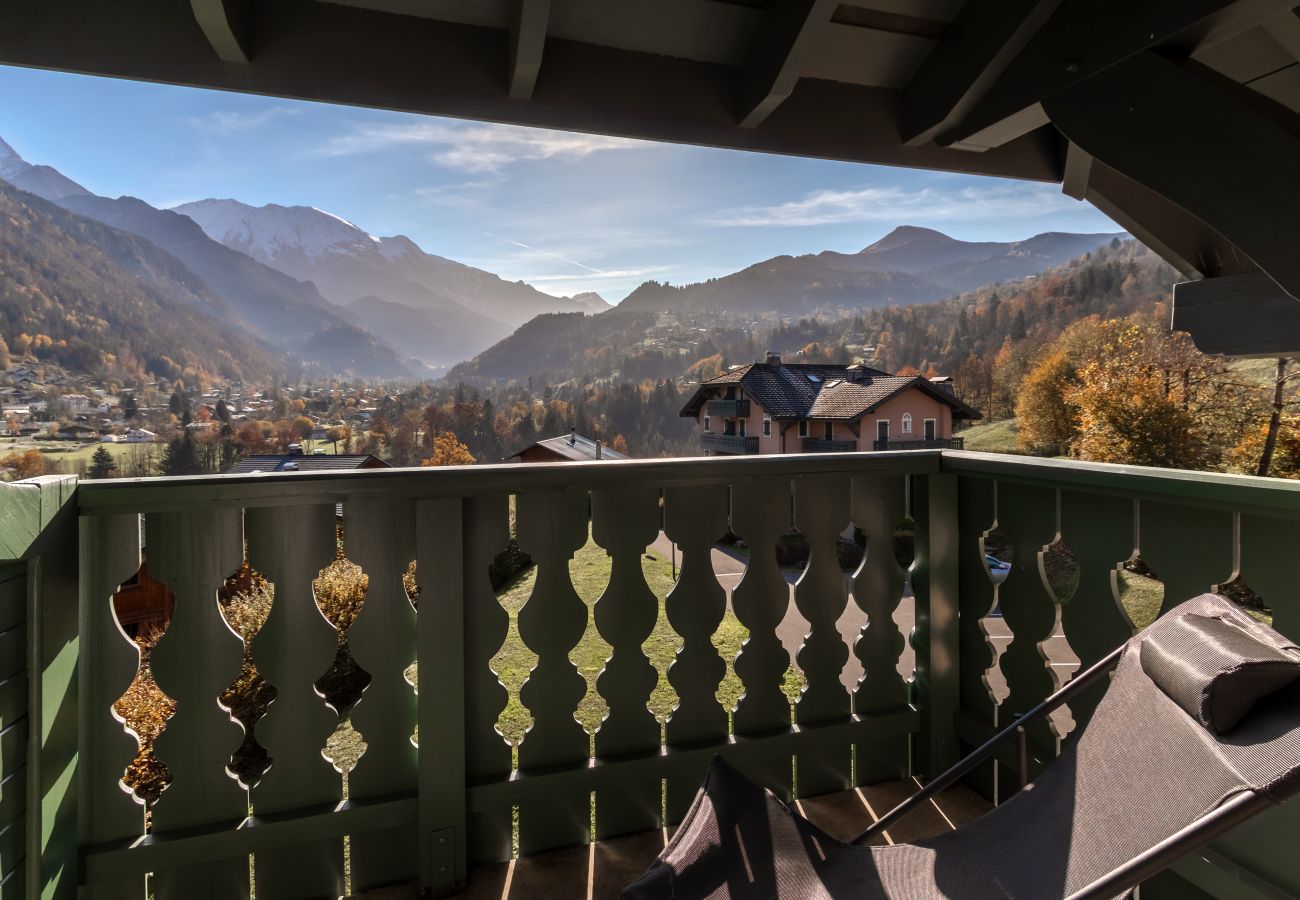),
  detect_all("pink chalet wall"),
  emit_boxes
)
[858,390,952,448]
